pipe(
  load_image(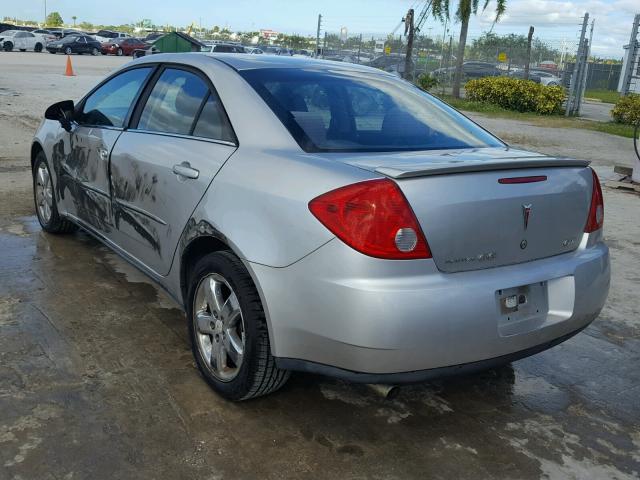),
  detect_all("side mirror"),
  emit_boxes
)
[45,100,75,132]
